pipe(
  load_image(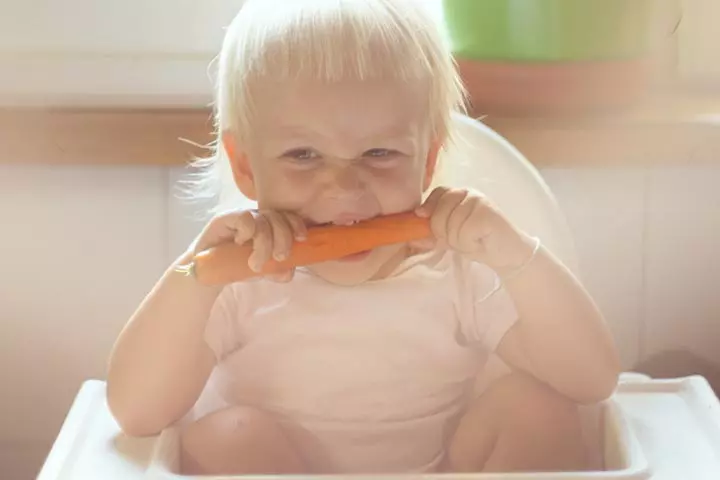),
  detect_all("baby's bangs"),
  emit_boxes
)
[217,0,465,144]
[242,1,437,82]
